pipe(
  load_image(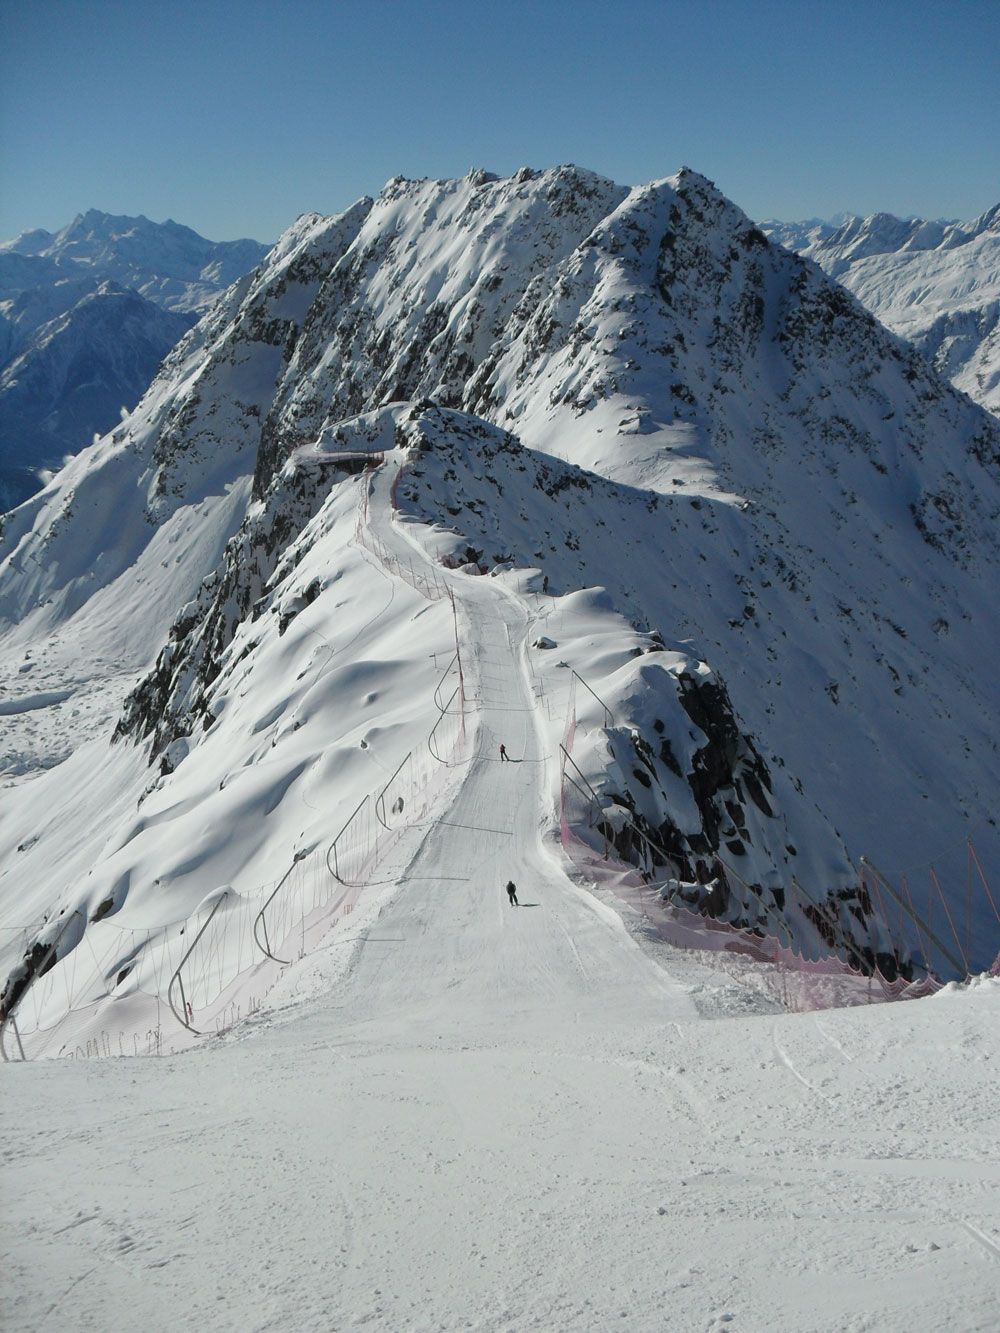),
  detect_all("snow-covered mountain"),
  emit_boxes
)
[0,209,269,317]
[764,205,1000,415]
[0,211,268,509]
[2,166,999,1037]
[0,283,194,511]
[760,212,858,253]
